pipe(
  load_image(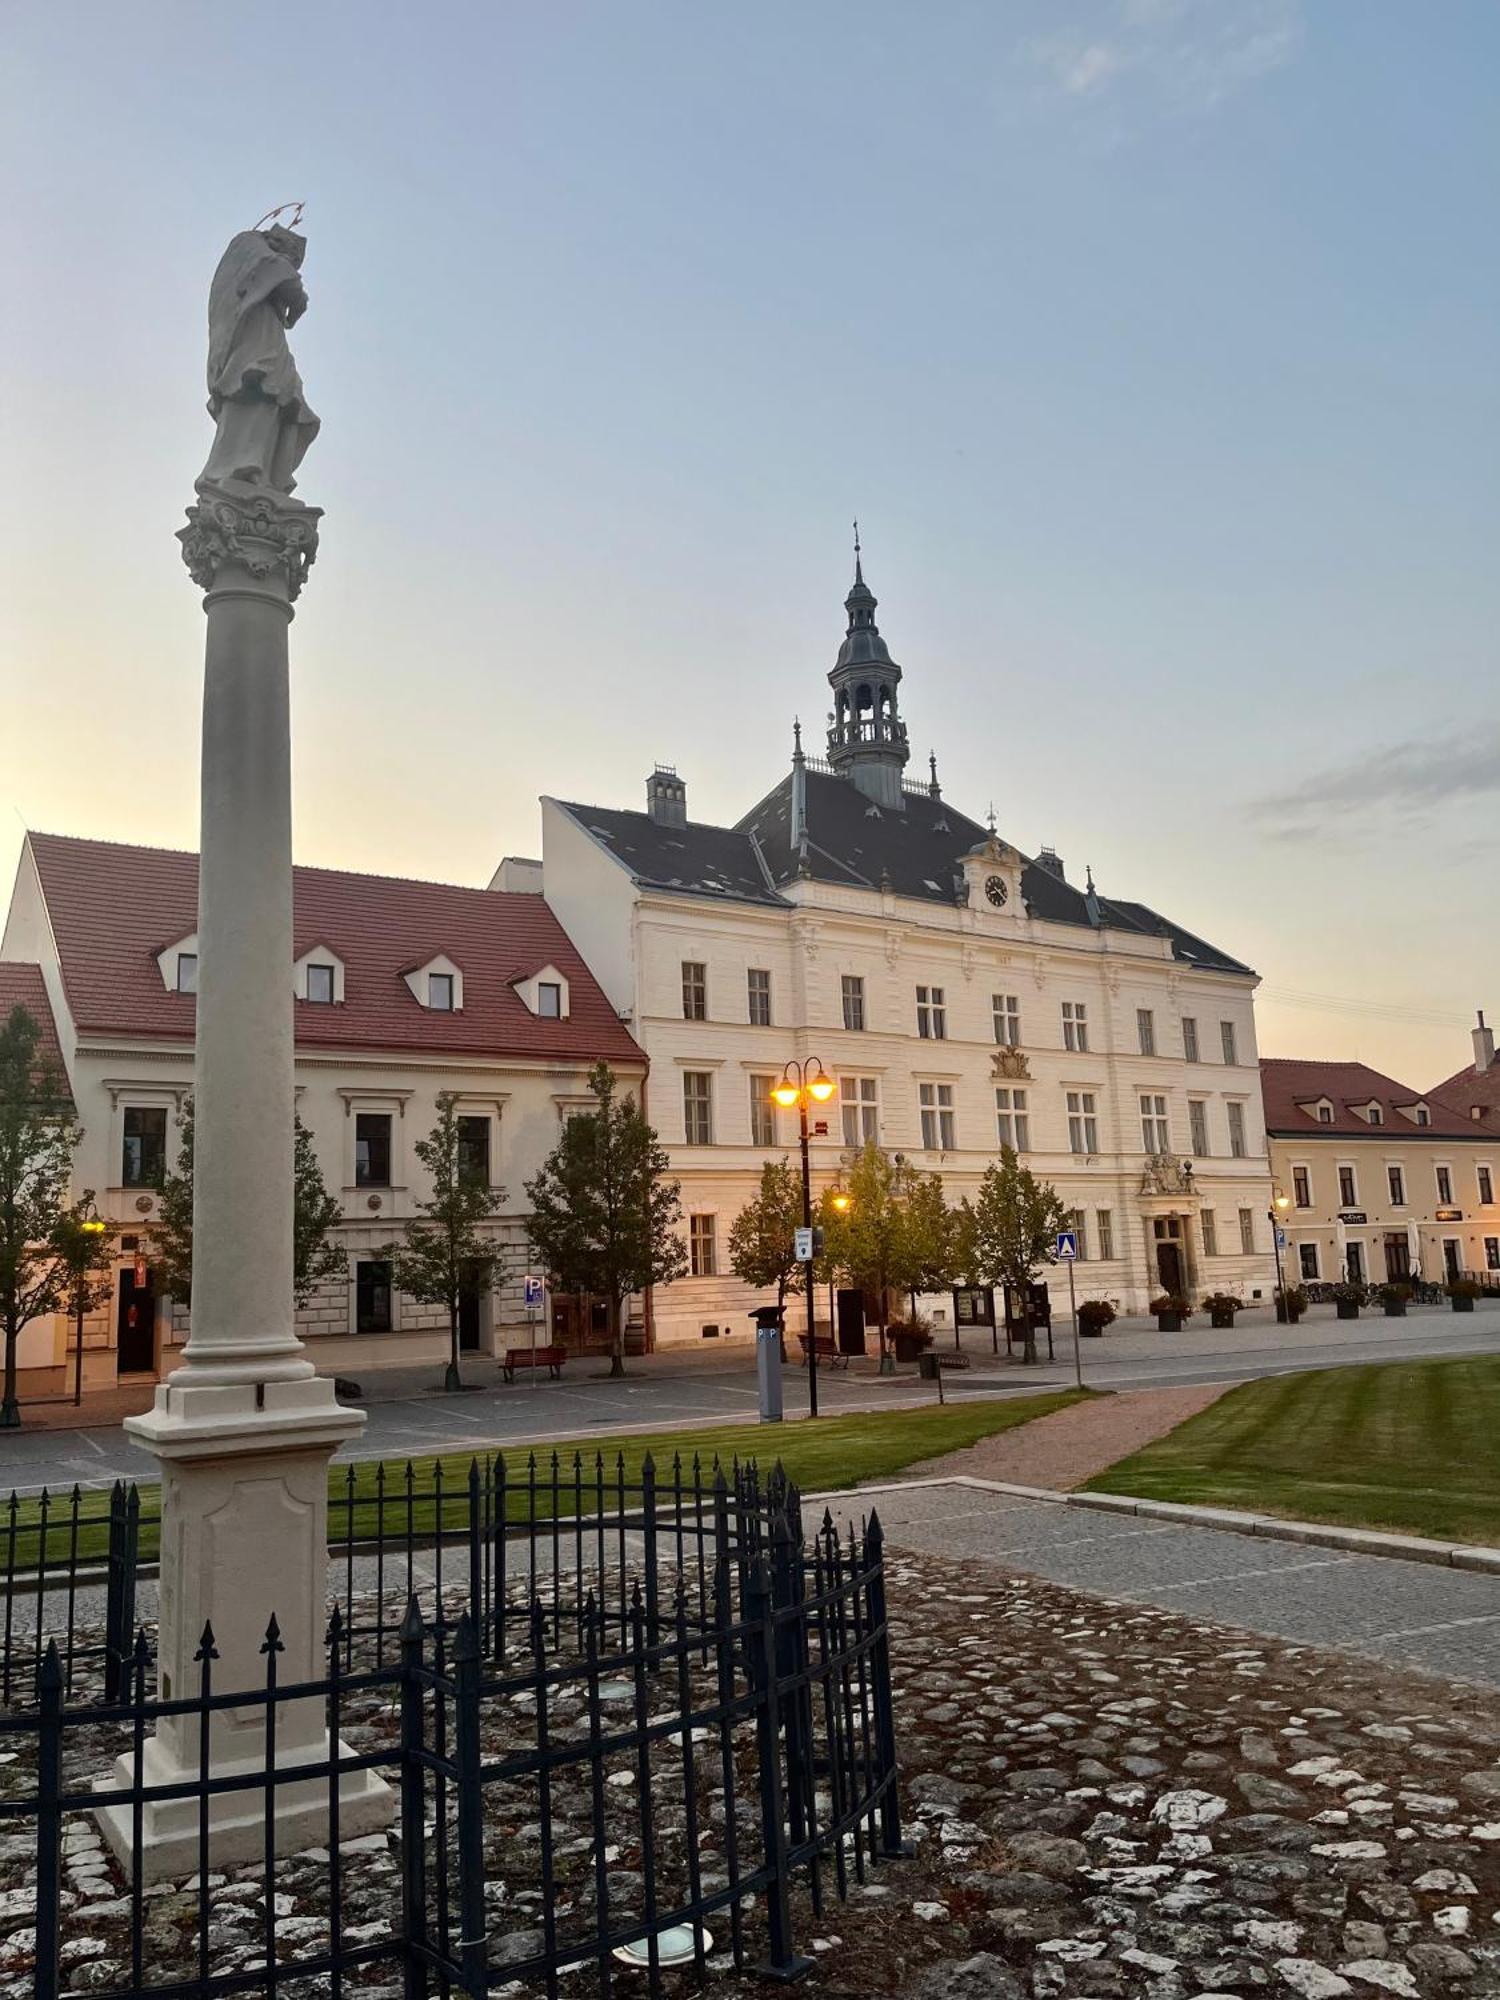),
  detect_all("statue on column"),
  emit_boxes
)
[198,208,319,497]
